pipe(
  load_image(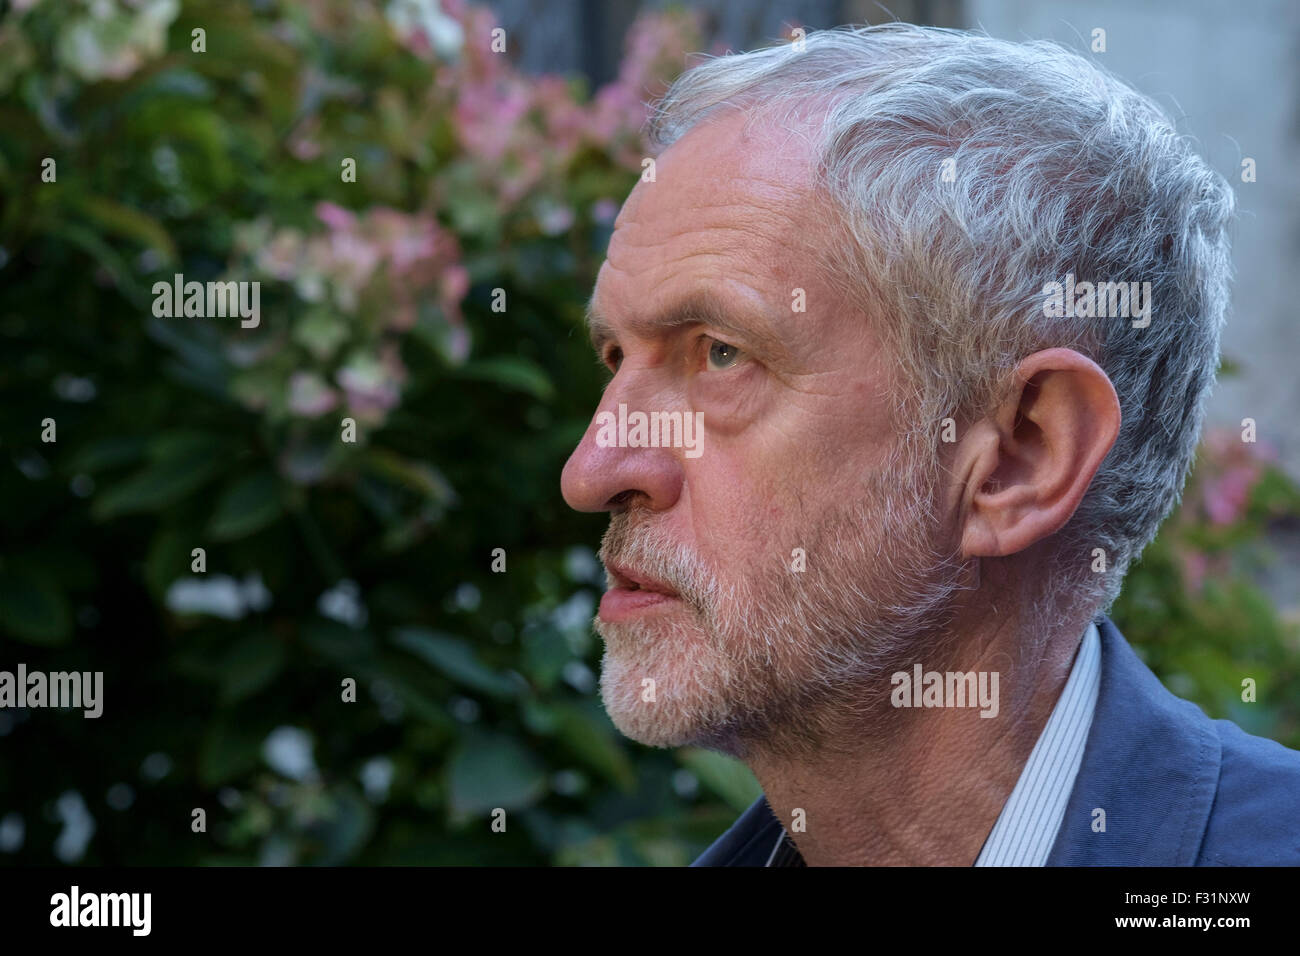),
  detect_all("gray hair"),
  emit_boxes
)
[647,23,1235,617]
